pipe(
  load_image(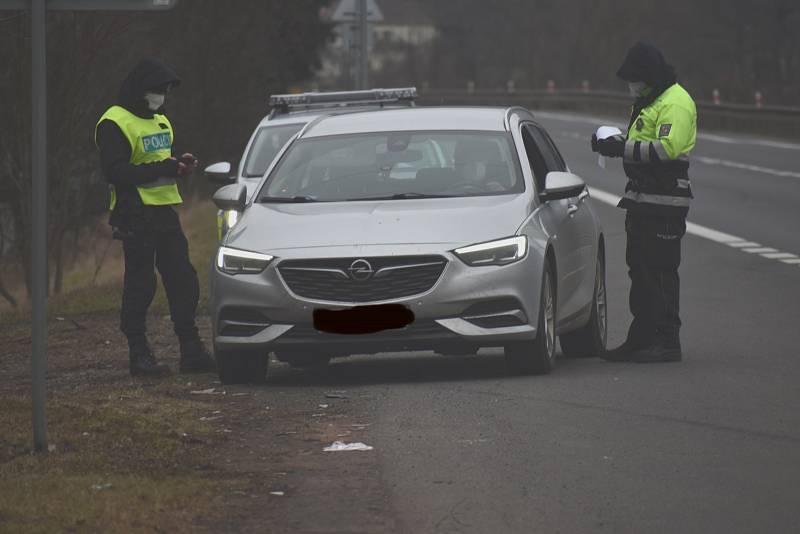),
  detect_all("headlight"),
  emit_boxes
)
[453,236,527,266]
[224,210,239,229]
[216,246,274,275]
